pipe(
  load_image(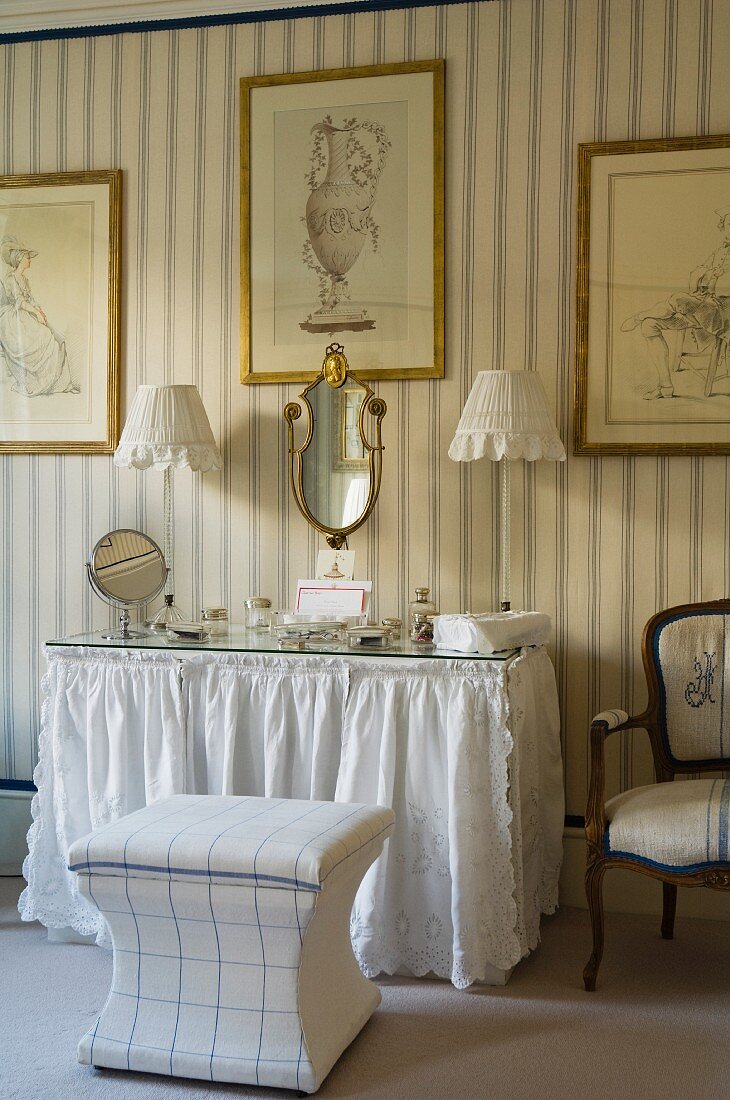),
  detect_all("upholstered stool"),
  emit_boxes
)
[68,794,394,1094]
